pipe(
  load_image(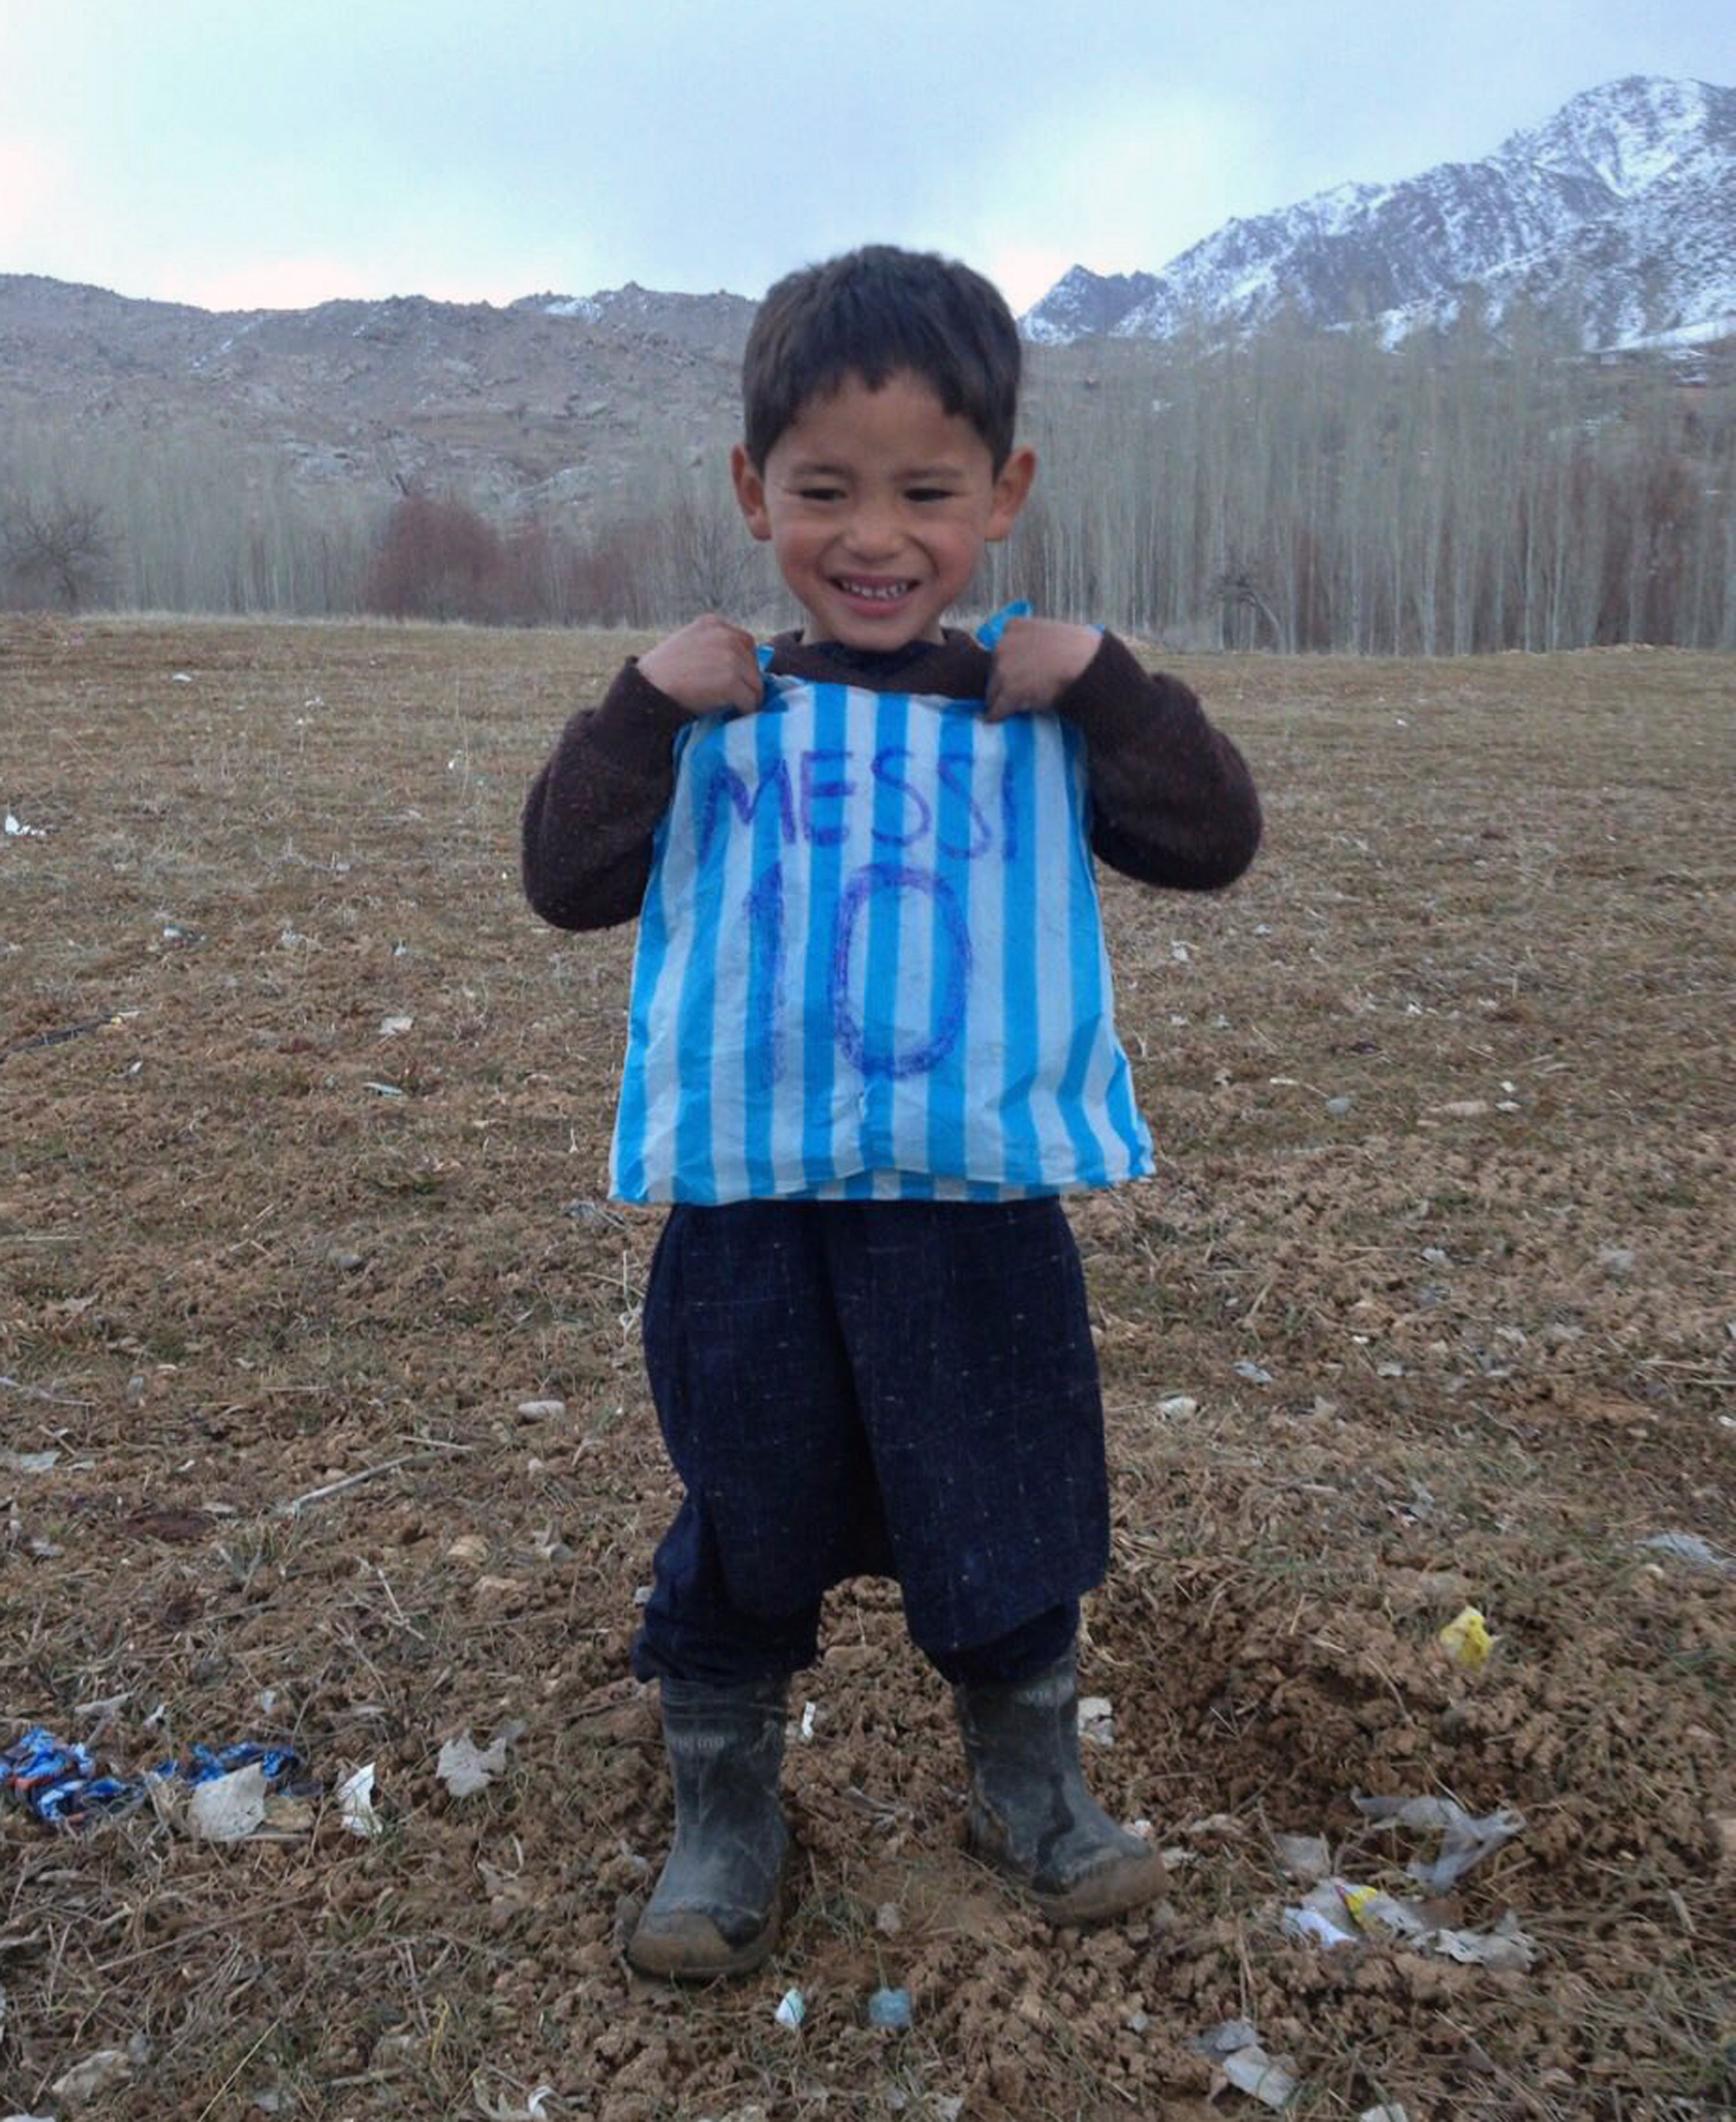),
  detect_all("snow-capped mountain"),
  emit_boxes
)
[1023,77,1736,351]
